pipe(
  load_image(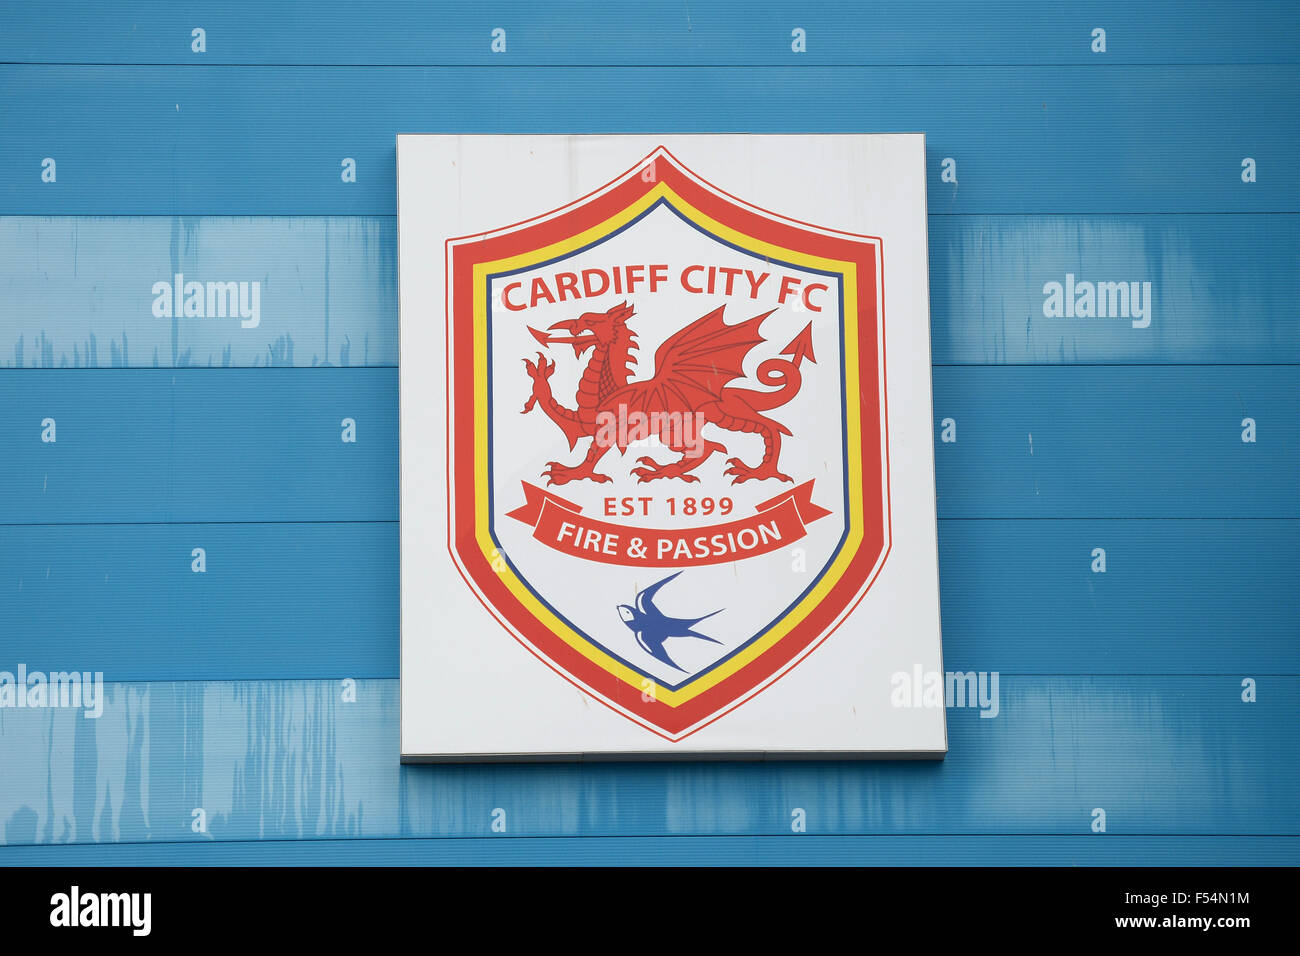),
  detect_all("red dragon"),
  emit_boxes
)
[521,300,815,485]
